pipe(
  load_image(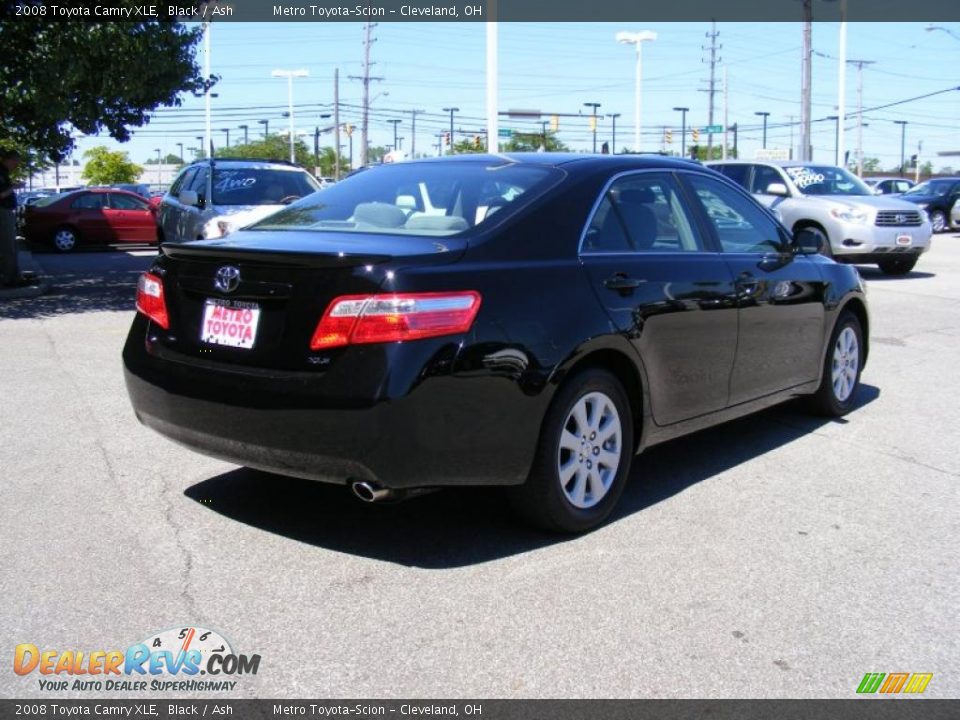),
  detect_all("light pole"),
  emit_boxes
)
[827,116,840,166]
[673,107,689,158]
[154,148,162,185]
[195,136,204,158]
[607,113,621,155]
[258,119,269,138]
[584,102,601,153]
[443,107,459,154]
[221,128,230,148]
[540,120,549,149]
[272,68,309,163]
[616,30,657,153]
[388,119,401,151]
[755,111,770,149]
[239,124,248,145]
[894,120,908,177]
[176,143,184,164]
